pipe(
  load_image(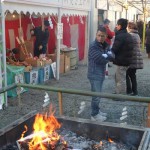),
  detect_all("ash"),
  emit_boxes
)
[59,128,130,150]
